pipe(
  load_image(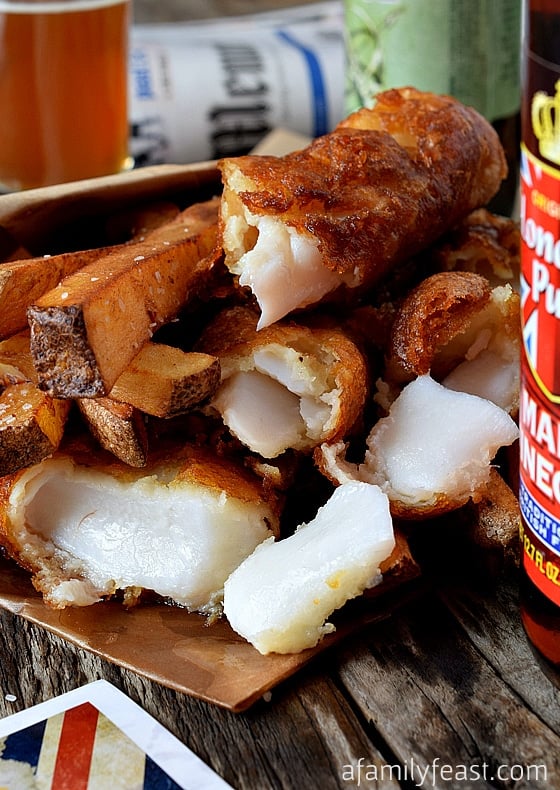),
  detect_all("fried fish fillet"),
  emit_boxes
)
[197,306,368,458]
[0,438,279,612]
[384,271,520,415]
[317,375,519,519]
[432,208,520,287]
[218,87,507,328]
